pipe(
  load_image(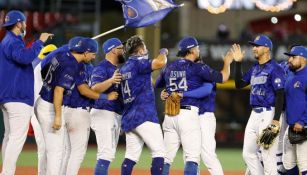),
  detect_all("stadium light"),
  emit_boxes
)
[294,14,302,22]
[271,17,278,24]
